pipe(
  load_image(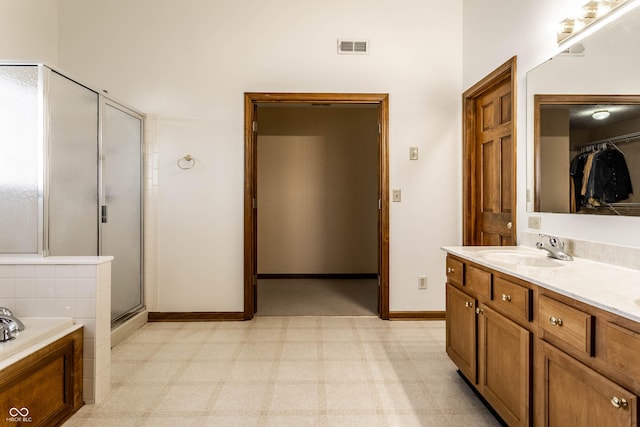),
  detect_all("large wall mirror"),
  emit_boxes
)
[527,5,640,217]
